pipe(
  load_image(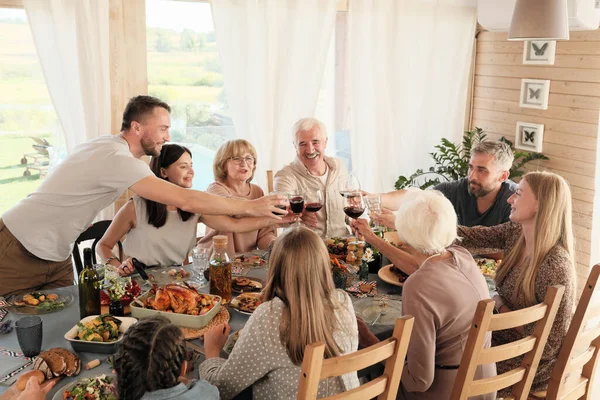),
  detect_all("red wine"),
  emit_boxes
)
[272,205,287,215]
[305,202,323,212]
[290,197,304,214]
[344,206,364,219]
